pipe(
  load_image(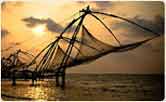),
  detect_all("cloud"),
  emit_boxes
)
[94,1,112,8]
[22,17,76,34]
[112,14,164,35]
[1,29,9,38]
[22,17,46,27]
[132,15,164,34]
[109,14,164,54]
[76,1,112,11]
[1,2,7,10]
[46,18,64,33]
[2,1,24,11]
[22,17,64,33]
